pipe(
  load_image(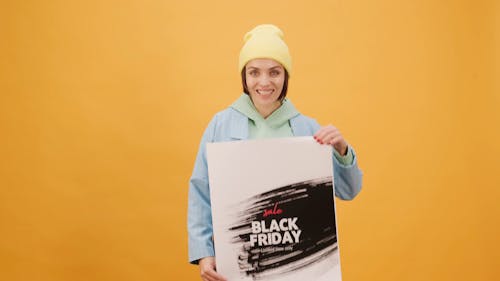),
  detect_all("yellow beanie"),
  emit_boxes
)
[238,24,292,75]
